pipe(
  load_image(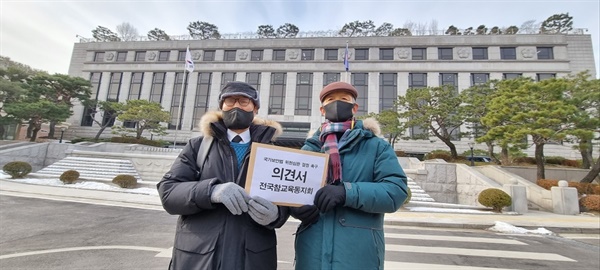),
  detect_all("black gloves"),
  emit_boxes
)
[314,184,346,213]
[290,205,319,225]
